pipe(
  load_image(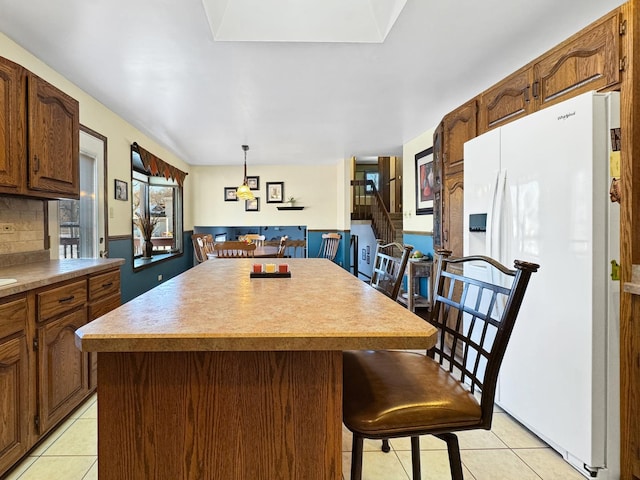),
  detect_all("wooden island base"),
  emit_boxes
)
[97,350,342,480]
